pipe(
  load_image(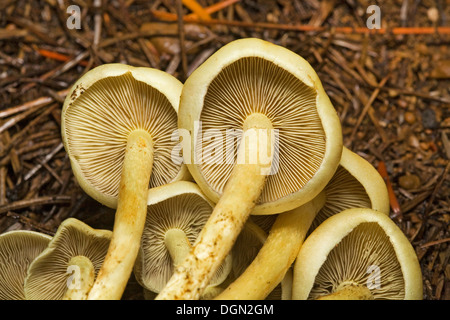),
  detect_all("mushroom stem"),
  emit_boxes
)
[63,256,95,300]
[156,113,274,299]
[316,283,374,300]
[88,129,154,300]
[215,190,326,300]
[164,228,192,266]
